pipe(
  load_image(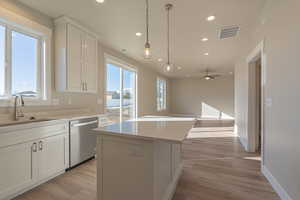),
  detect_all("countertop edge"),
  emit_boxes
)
[92,128,190,143]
